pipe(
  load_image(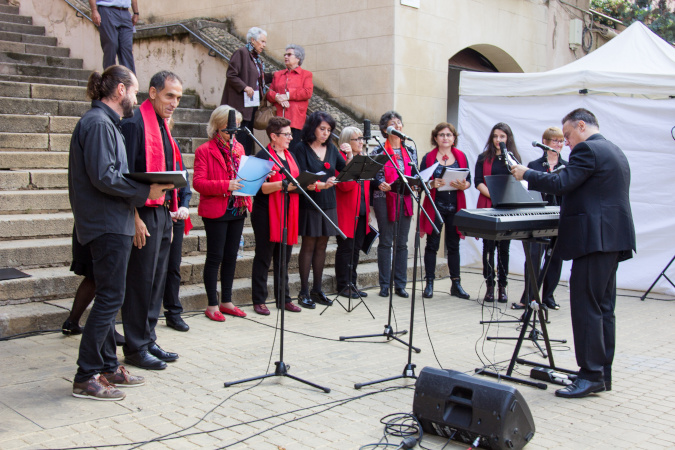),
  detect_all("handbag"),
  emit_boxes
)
[254,97,276,130]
